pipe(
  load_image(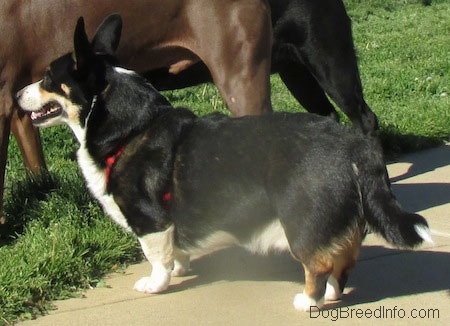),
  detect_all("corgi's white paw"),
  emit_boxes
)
[293,293,324,312]
[133,263,171,293]
[172,255,190,277]
[133,275,169,293]
[325,275,342,301]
